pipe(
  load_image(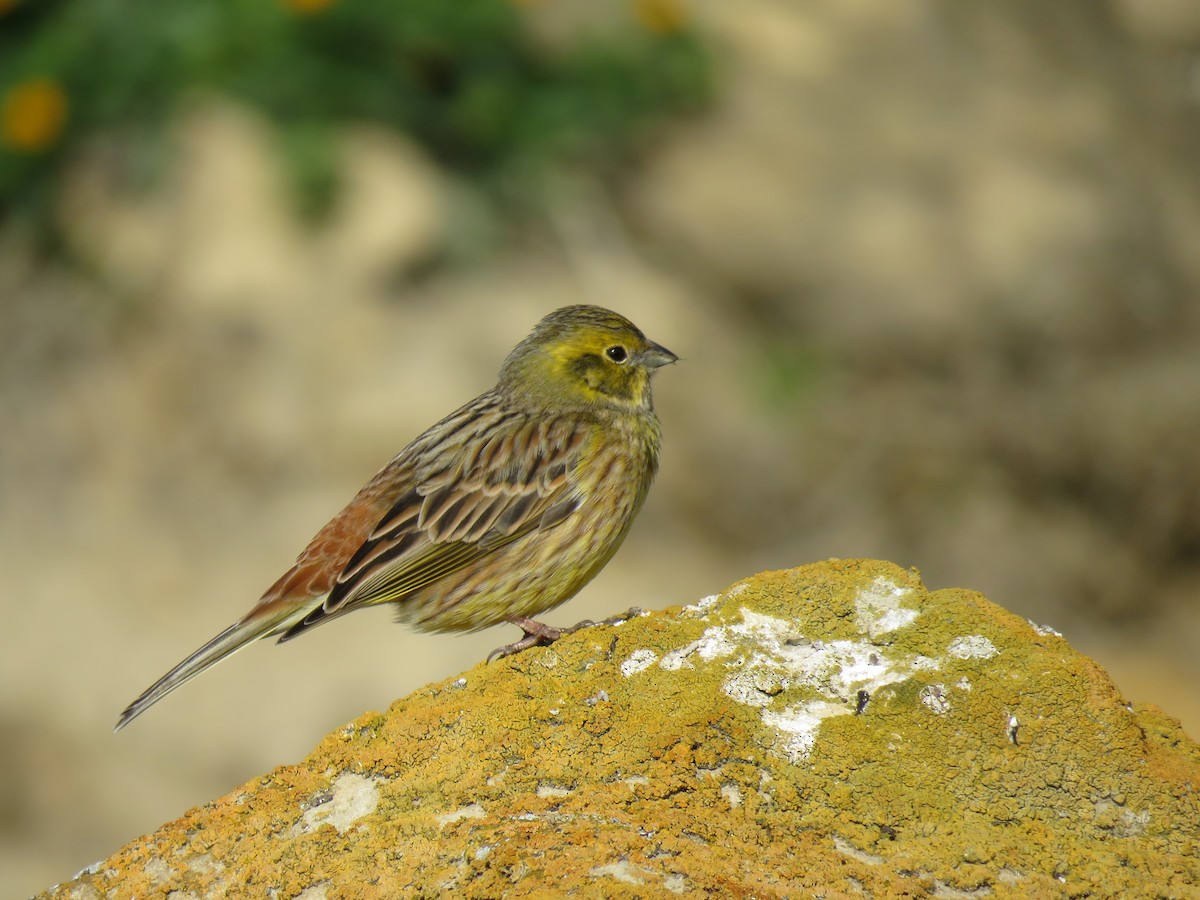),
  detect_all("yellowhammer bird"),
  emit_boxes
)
[116,305,676,730]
